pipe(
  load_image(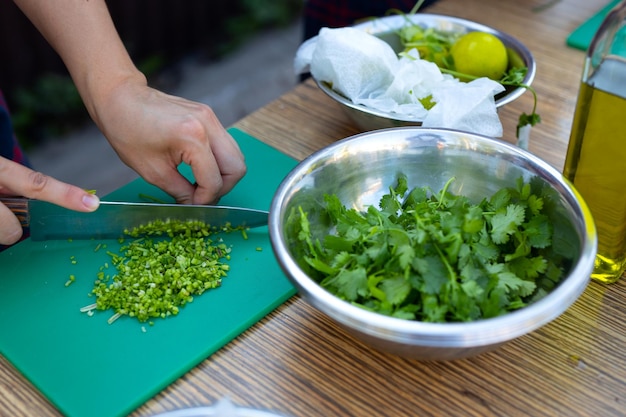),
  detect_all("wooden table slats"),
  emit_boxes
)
[3,1,626,416]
